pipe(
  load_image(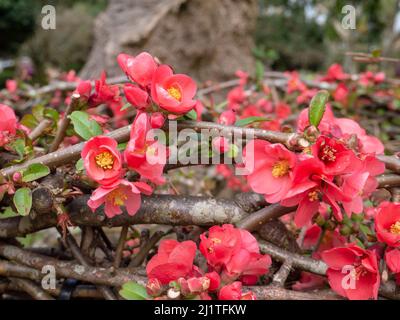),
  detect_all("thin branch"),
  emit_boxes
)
[0,242,146,287]
[114,226,128,268]
[129,230,169,268]
[272,259,293,287]
[247,286,341,300]
[28,119,52,141]
[236,204,296,231]
[57,227,117,300]
[49,93,80,152]
[10,278,54,300]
